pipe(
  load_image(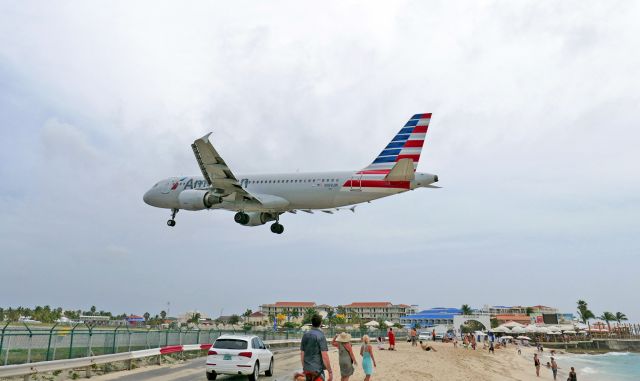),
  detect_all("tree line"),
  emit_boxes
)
[576,300,628,331]
[0,305,167,325]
